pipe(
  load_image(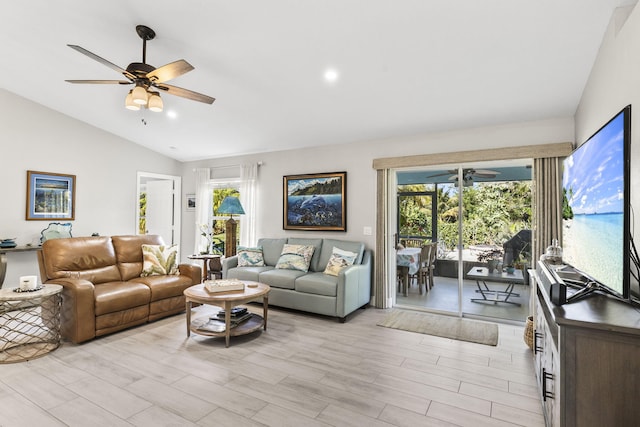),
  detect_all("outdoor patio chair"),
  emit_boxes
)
[401,238,424,248]
[418,242,438,292]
